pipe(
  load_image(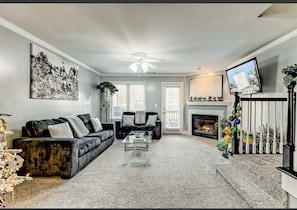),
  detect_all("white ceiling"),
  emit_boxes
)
[1,3,297,76]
